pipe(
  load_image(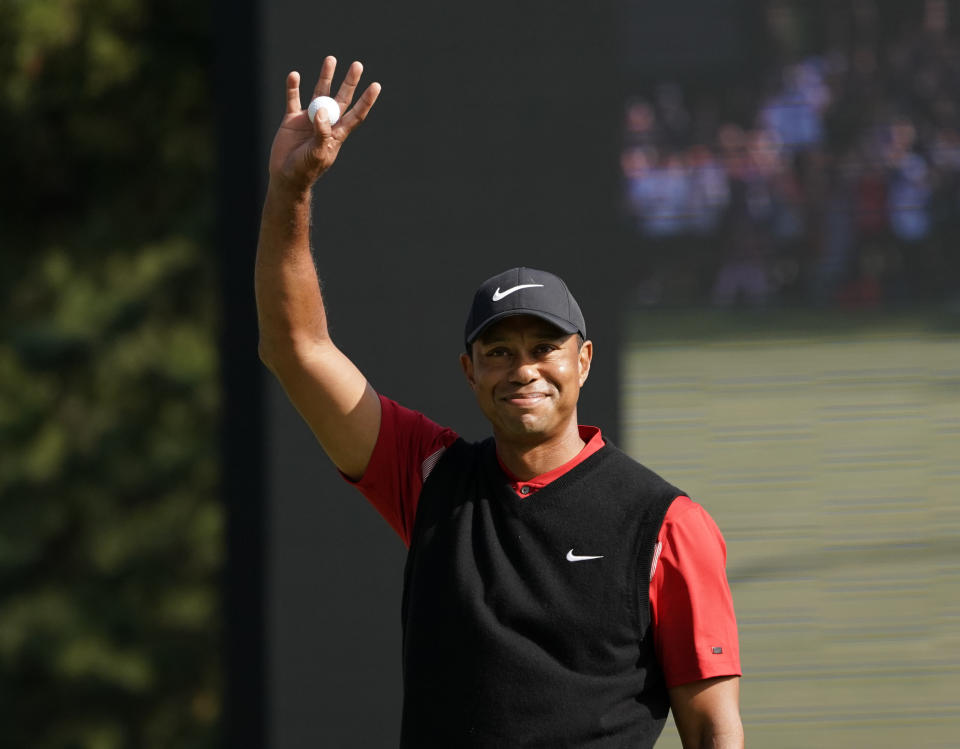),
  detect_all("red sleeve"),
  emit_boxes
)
[649,496,741,688]
[344,394,458,546]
